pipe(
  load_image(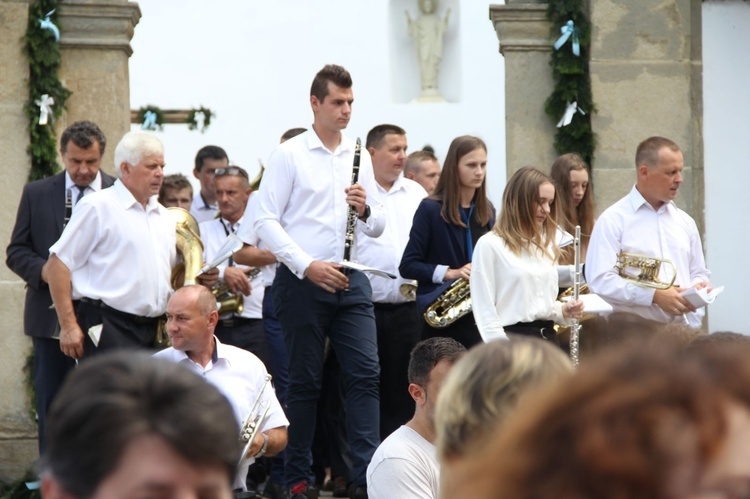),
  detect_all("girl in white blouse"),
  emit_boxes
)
[471,166,583,343]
